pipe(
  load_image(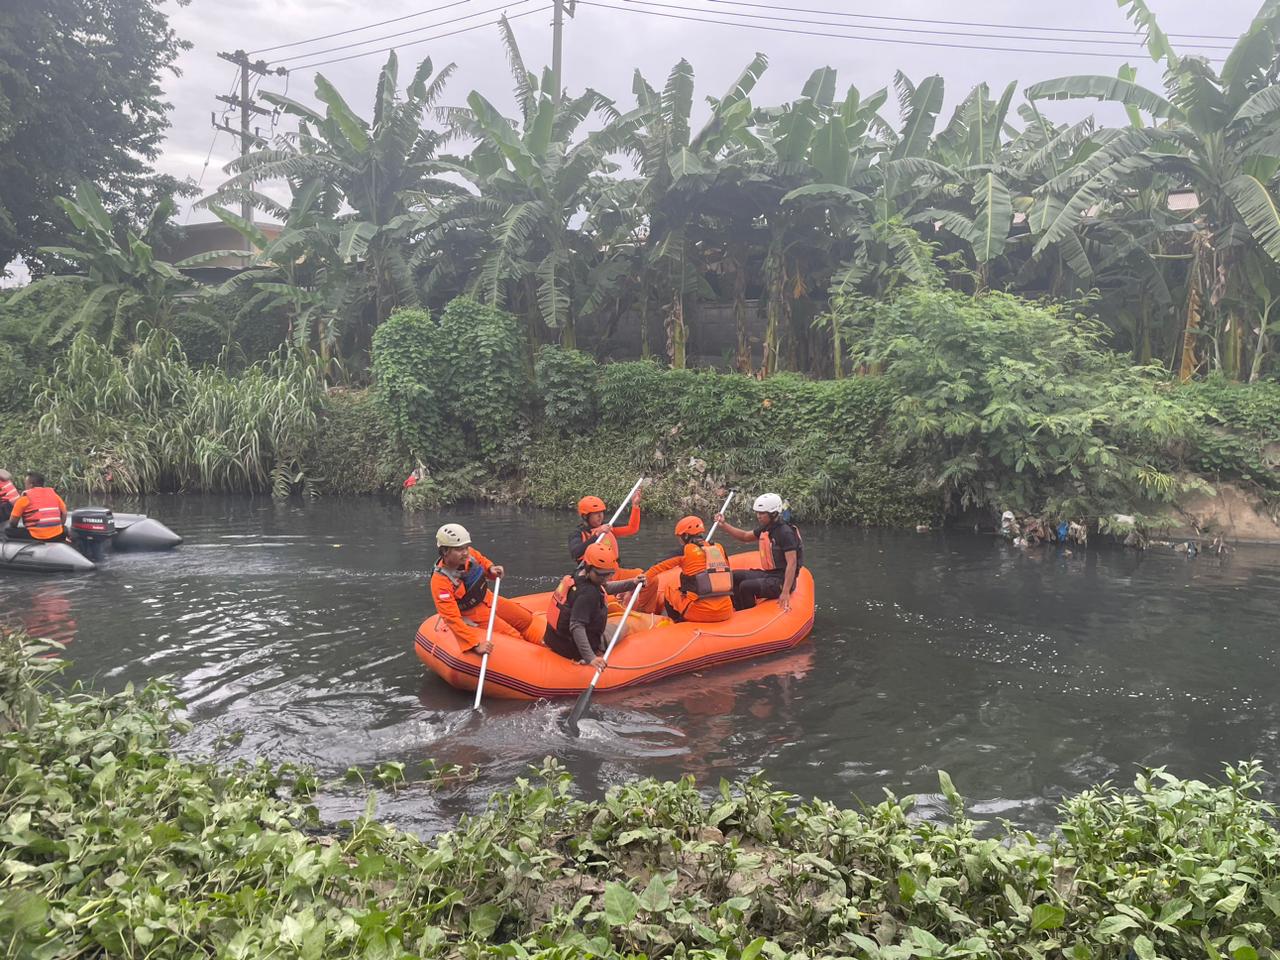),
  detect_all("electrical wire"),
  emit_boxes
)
[186,129,223,224]
[620,0,1235,50]
[573,0,1226,61]
[699,0,1238,43]
[285,4,550,71]
[249,0,474,55]
[272,0,537,64]
[189,68,241,224]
